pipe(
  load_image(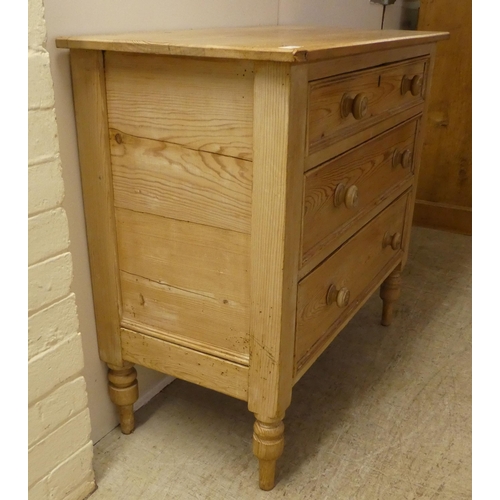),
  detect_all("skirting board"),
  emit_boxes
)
[413,199,472,235]
[133,375,175,412]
